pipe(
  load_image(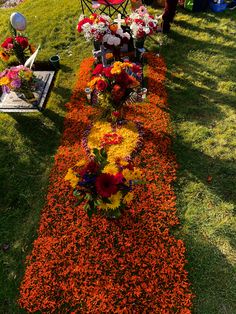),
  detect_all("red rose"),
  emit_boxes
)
[15,36,29,50]
[1,37,13,49]
[96,79,108,91]
[92,64,104,75]
[96,173,118,198]
[77,18,92,32]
